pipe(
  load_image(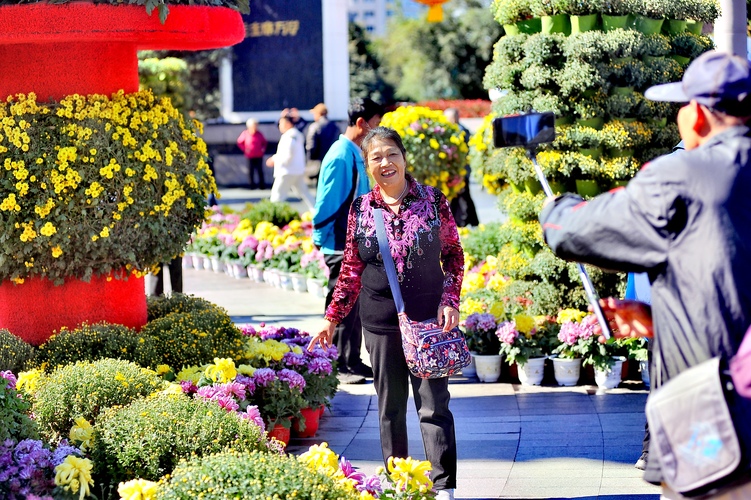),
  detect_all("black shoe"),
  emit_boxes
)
[348,363,374,378]
[337,372,366,384]
[635,452,648,470]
